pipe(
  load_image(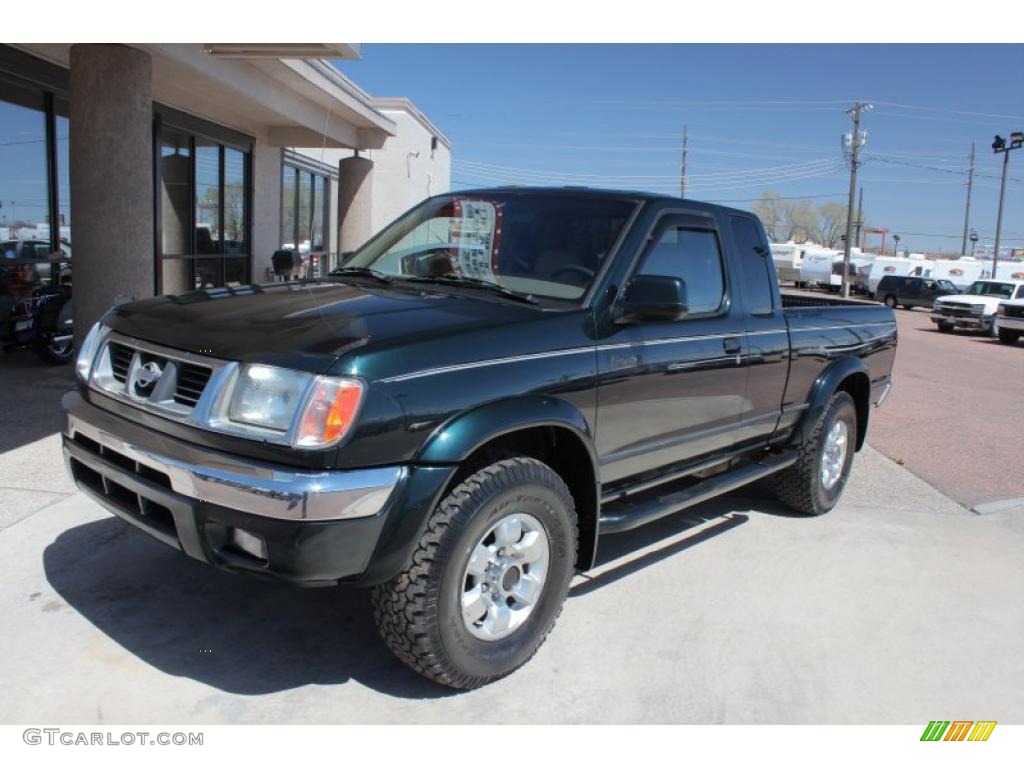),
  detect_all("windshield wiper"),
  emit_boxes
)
[329,266,393,284]
[401,274,539,305]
